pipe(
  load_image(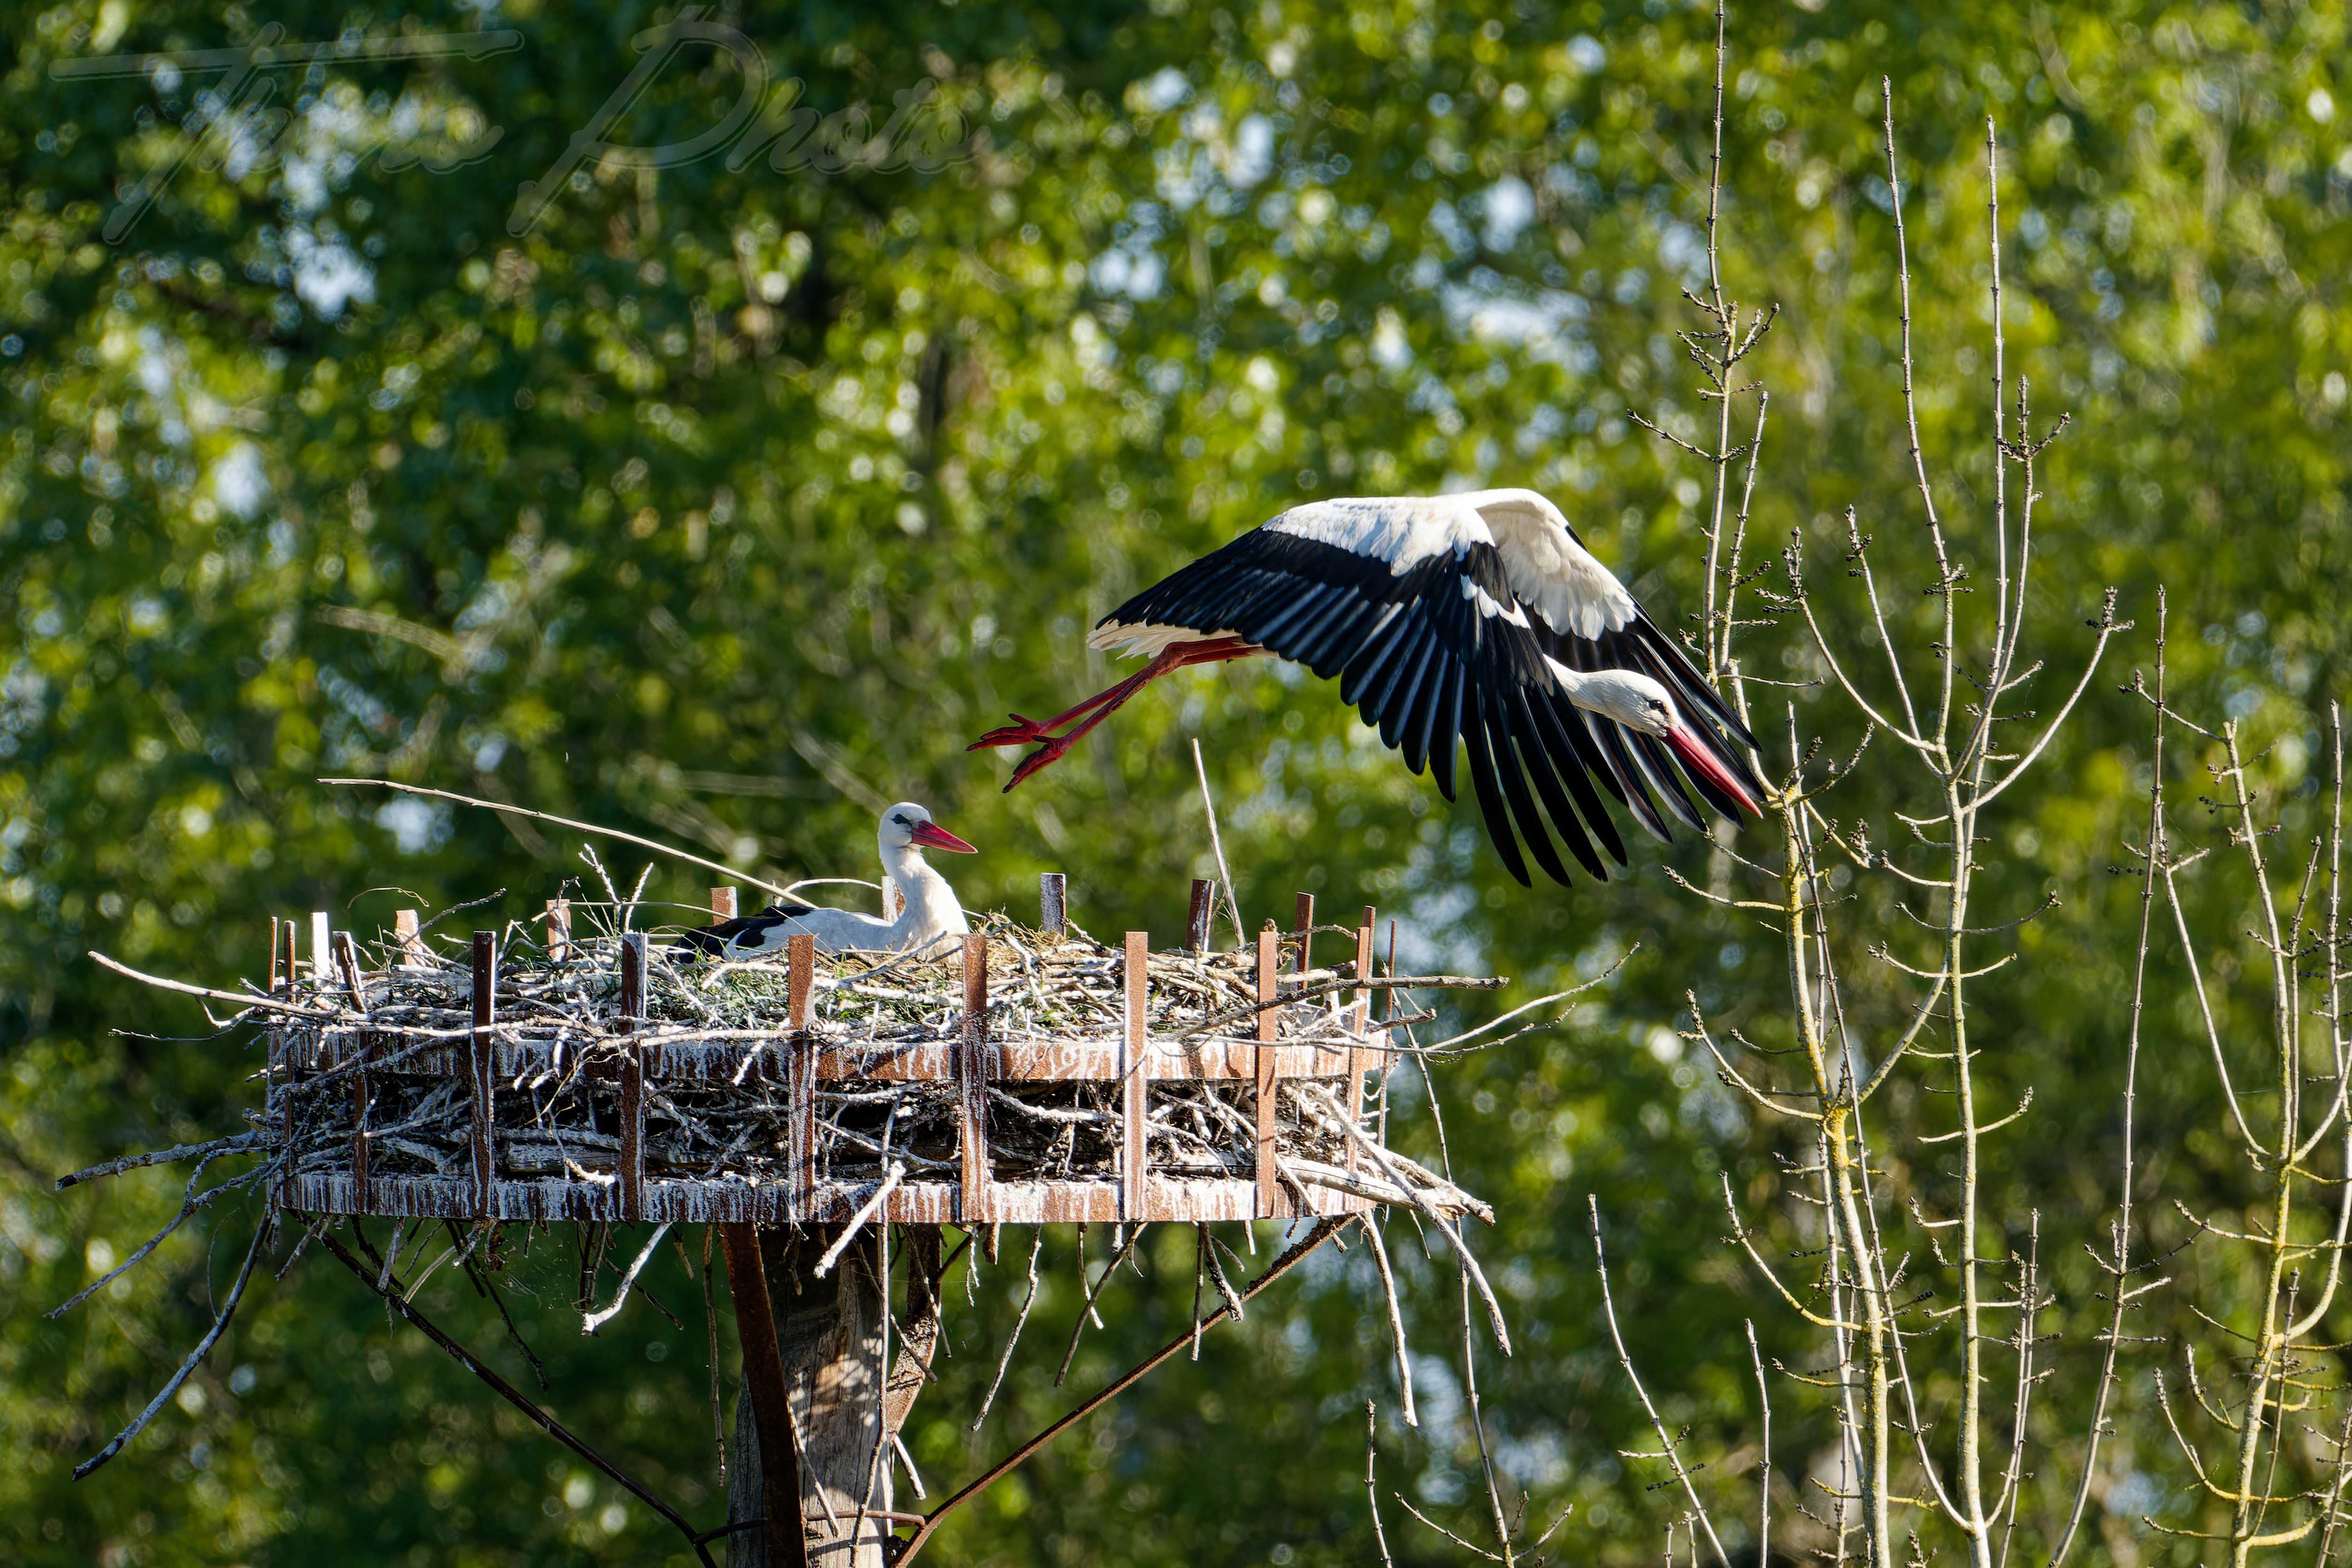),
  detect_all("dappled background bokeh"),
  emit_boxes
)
[4,0,2350,1563]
